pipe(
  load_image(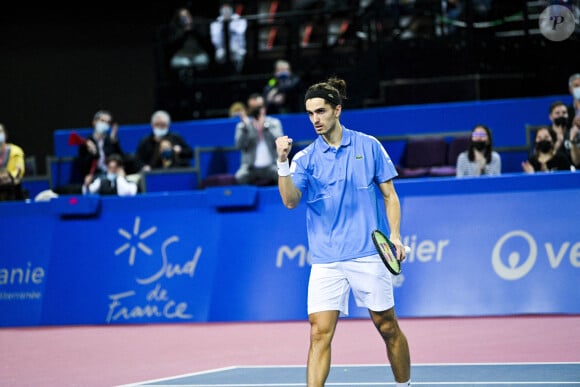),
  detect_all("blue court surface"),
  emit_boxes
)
[118,362,580,386]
